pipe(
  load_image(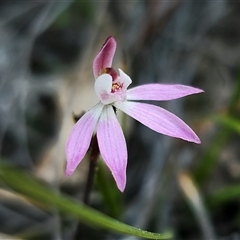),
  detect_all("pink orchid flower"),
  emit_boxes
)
[66,37,203,192]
